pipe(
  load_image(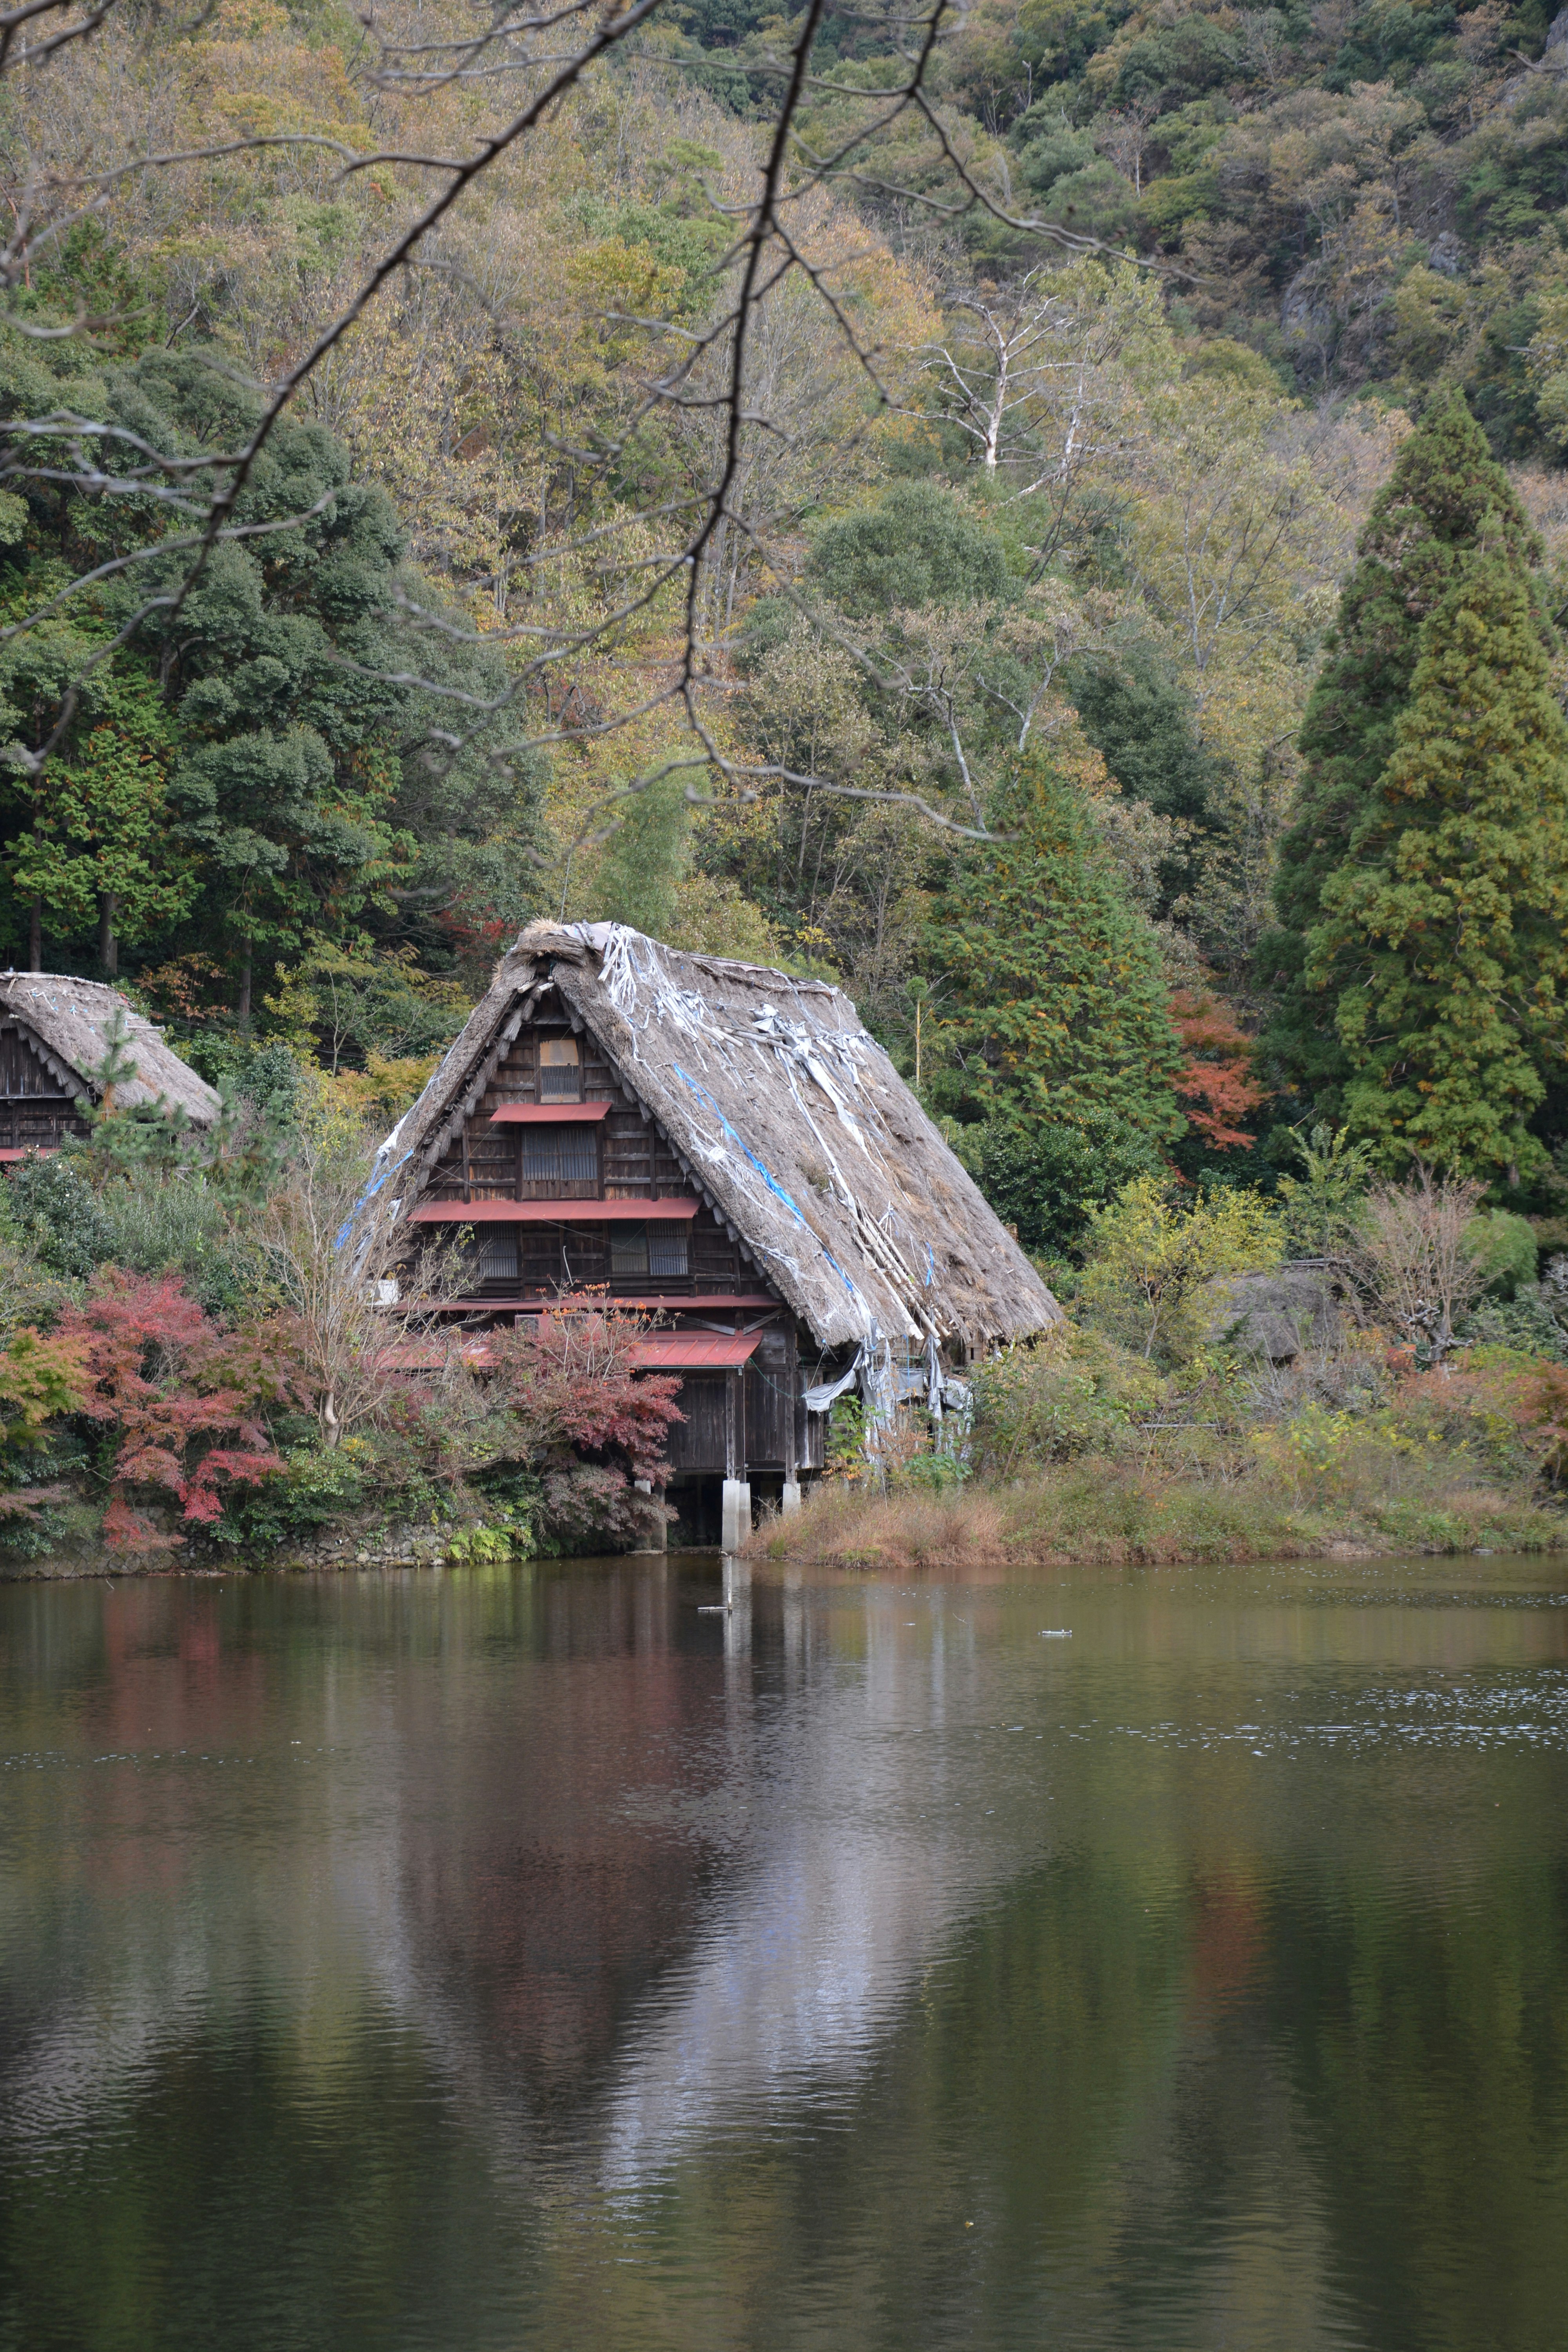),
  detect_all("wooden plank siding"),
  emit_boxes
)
[408,993,831,1481]
[420,1002,755,1302]
[0,1020,89,1151]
